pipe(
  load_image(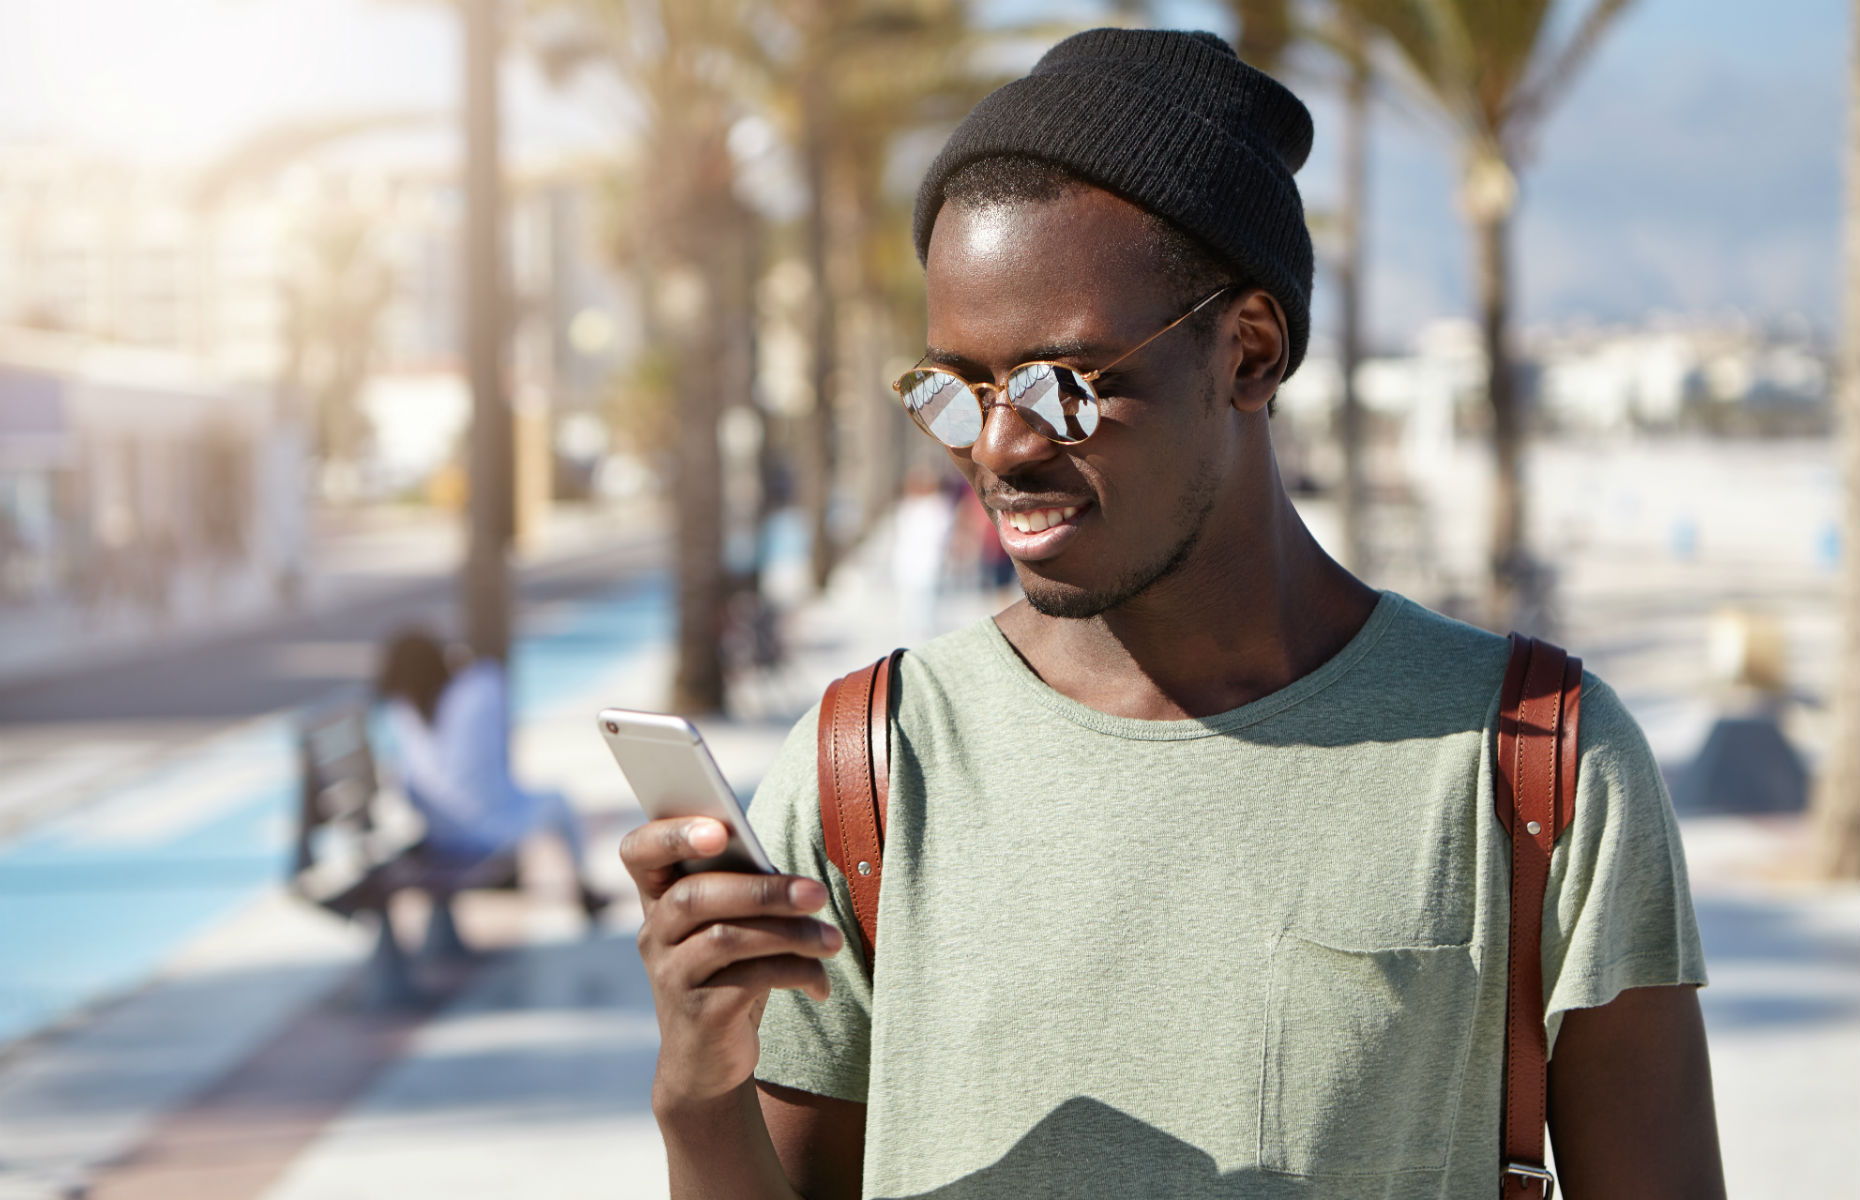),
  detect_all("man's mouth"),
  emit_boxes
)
[1003,505,1081,534]
[993,501,1091,562]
